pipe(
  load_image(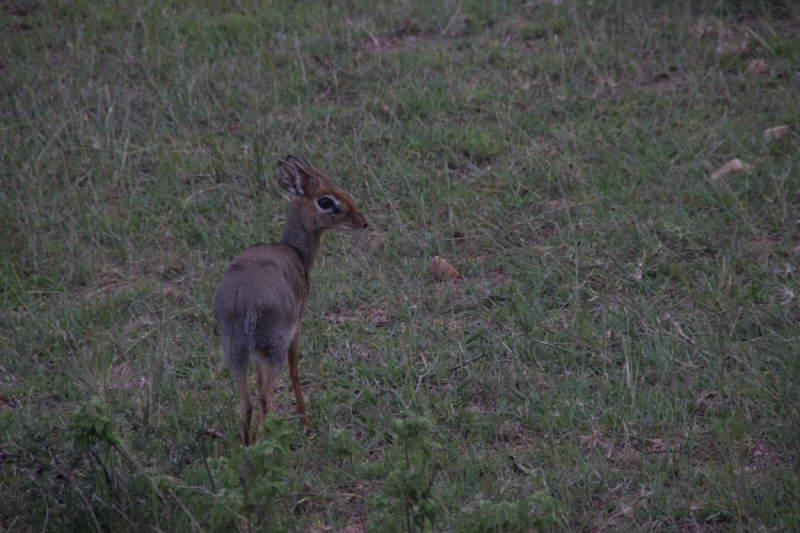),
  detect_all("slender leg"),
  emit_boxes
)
[255,366,267,419]
[236,370,253,446]
[288,334,311,427]
[255,361,275,441]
